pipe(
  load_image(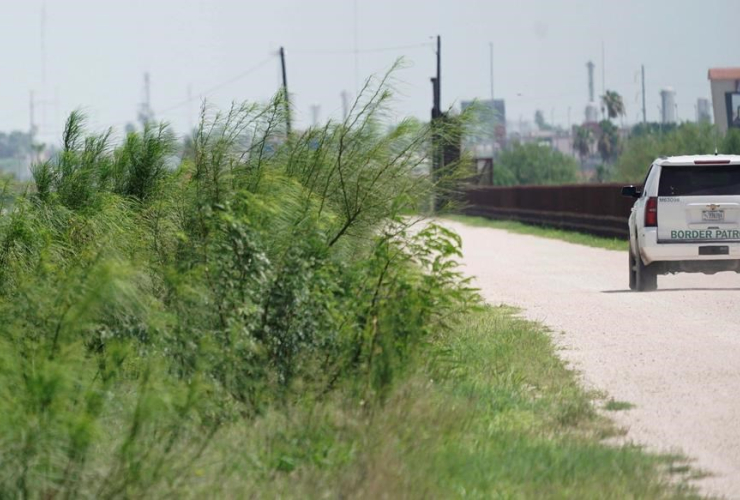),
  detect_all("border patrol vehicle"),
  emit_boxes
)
[622,155,740,291]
